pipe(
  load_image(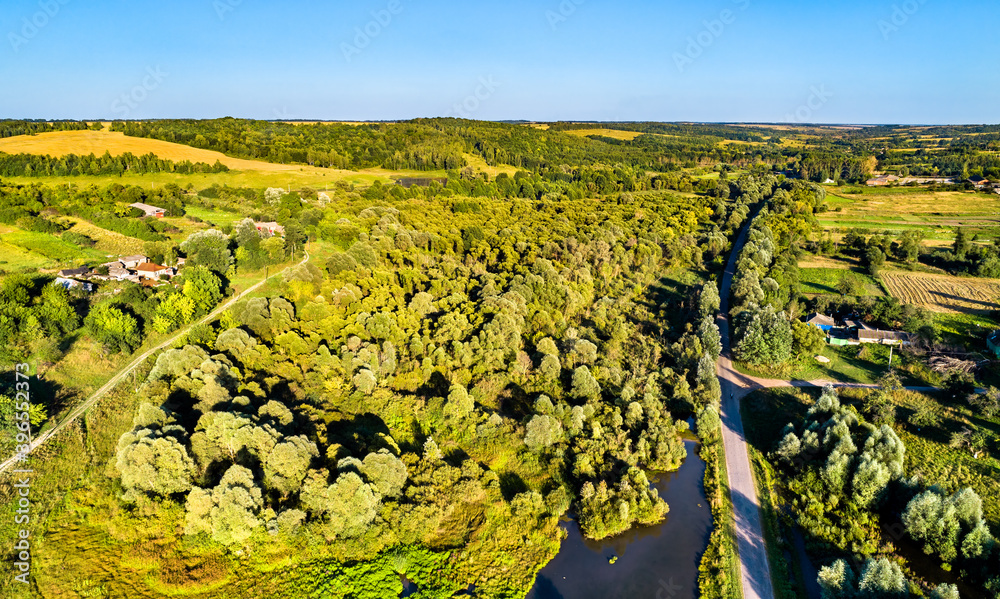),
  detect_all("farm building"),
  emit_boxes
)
[900,176,954,185]
[58,266,90,278]
[857,329,915,346]
[135,263,175,281]
[842,317,872,331]
[827,328,858,346]
[130,203,166,218]
[866,174,900,186]
[805,314,836,332]
[968,176,990,189]
[109,266,138,282]
[121,255,148,269]
[254,221,285,237]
